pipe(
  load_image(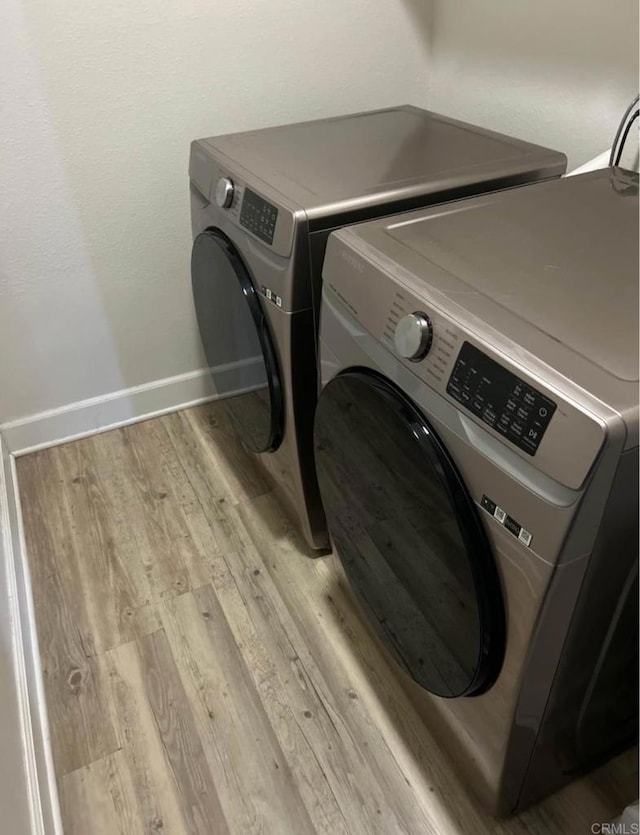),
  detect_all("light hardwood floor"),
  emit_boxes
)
[17,403,637,835]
